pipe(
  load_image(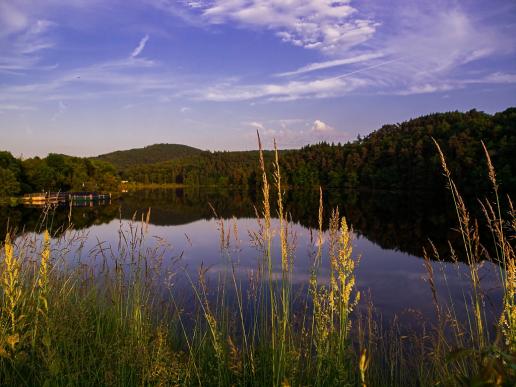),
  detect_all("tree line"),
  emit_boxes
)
[1,108,514,198]
[120,108,516,193]
[0,152,119,197]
